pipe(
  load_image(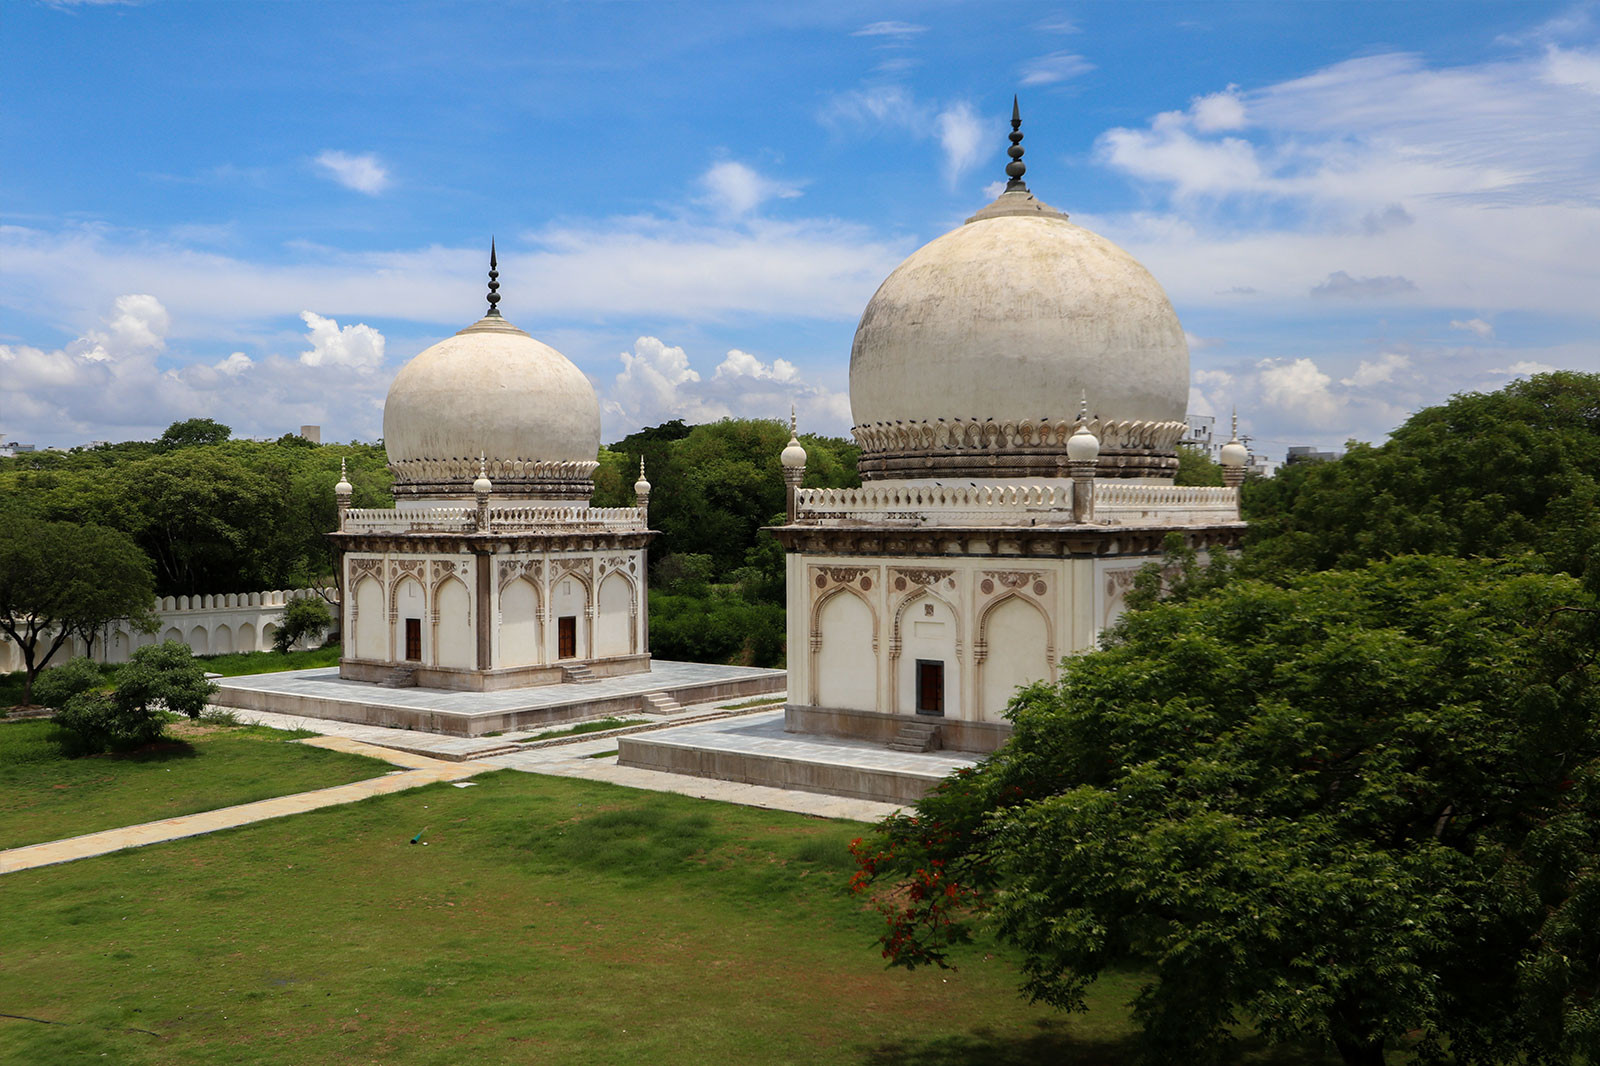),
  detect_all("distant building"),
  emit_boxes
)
[0,441,36,457]
[1285,445,1339,465]
[299,424,322,443]
[1180,415,1219,462]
